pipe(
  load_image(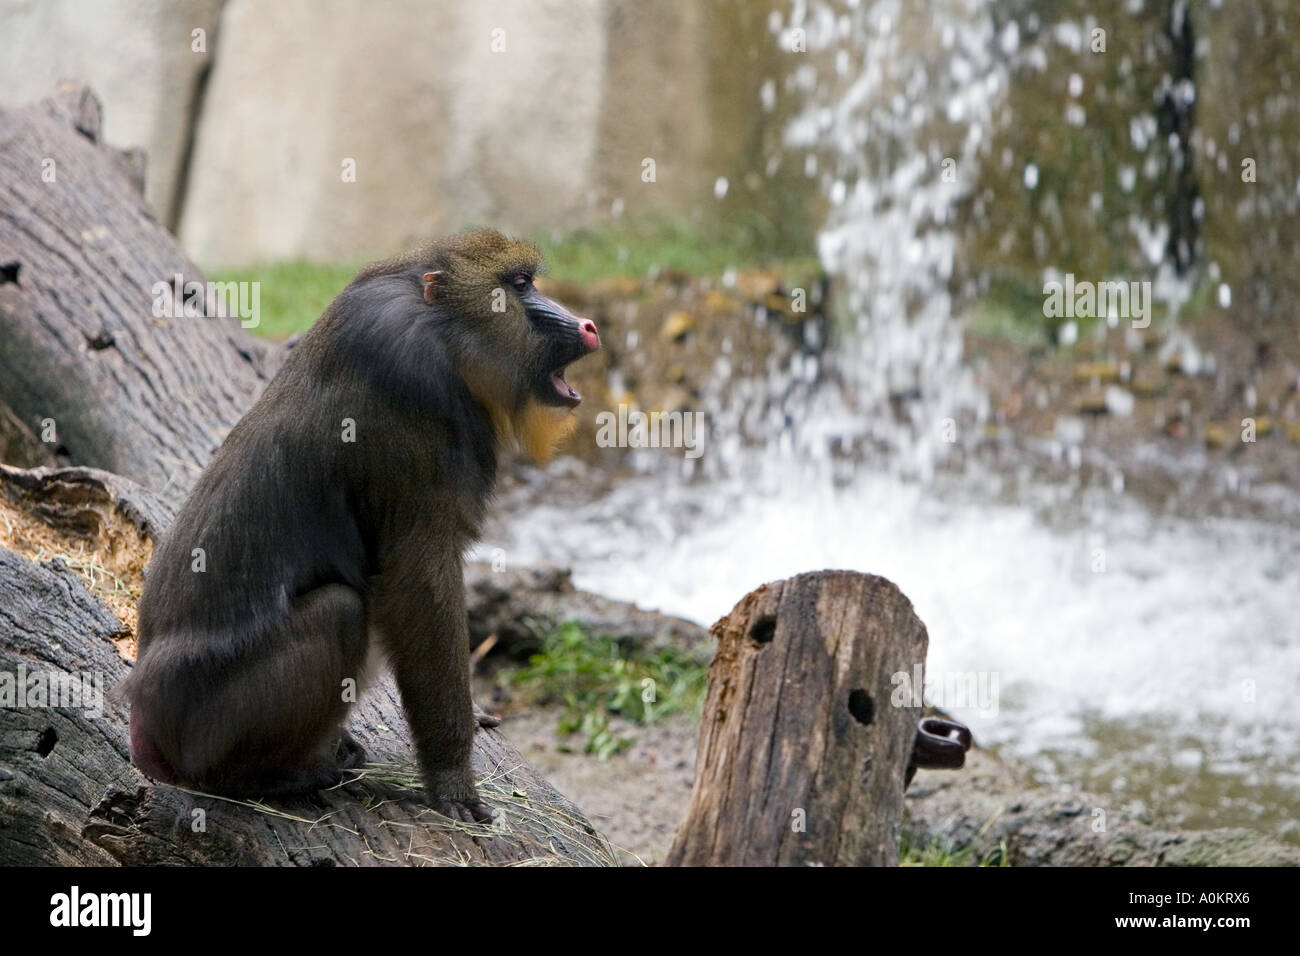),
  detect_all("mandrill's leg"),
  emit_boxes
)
[131,584,369,797]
